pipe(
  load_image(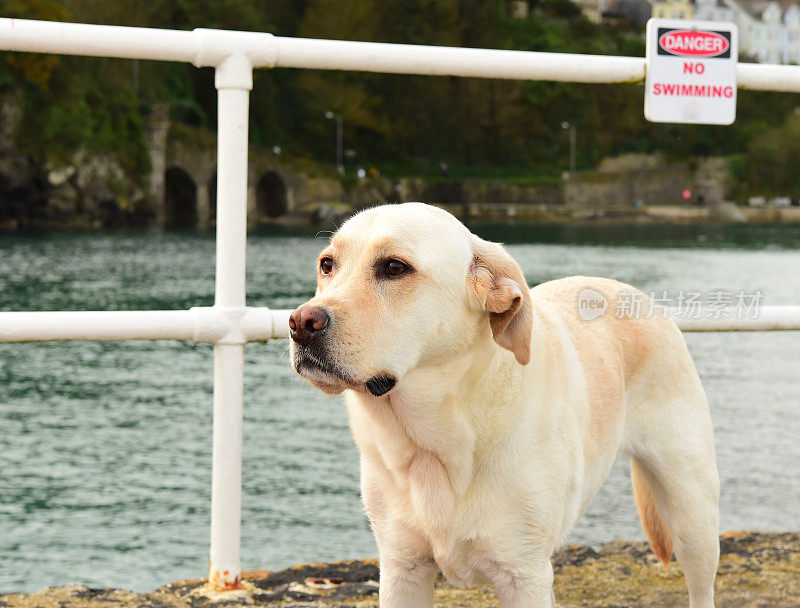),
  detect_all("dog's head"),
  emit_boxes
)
[289,203,532,397]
